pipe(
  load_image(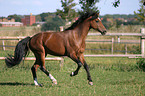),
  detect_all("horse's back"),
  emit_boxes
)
[30,32,66,56]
